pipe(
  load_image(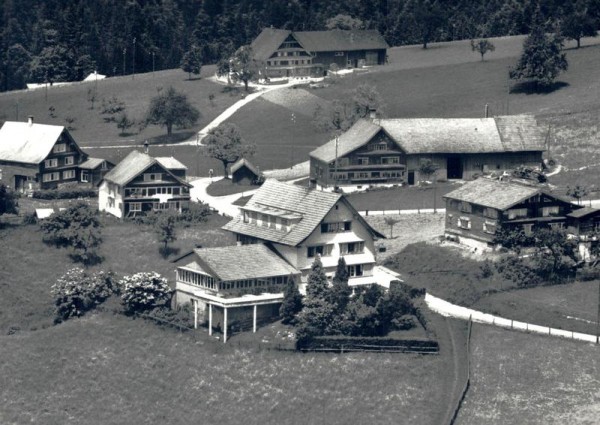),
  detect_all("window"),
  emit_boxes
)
[53,143,66,153]
[483,221,497,234]
[329,172,347,181]
[335,51,344,56]
[447,213,453,224]
[65,156,74,165]
[42,172,60,182]
[369,143,388,151]
[550,222,564,230]
[357,157,369,165]
[483,208,498,219]
[130,202,142,212]
[321,221,351,233]
[144,173,162,182]
[45,158,58,168]
[261,214,269,227]
[347,265,363,277]
[508,208,528,220]
[382,157,400,164]
[62,170,75,179]
[340,242,364,255]
[542,206,560,217]
[458,217,471,230]
[307,244,333,258]
[81,171,89,182]
[522,223,534,236]
[459,202,472,213]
